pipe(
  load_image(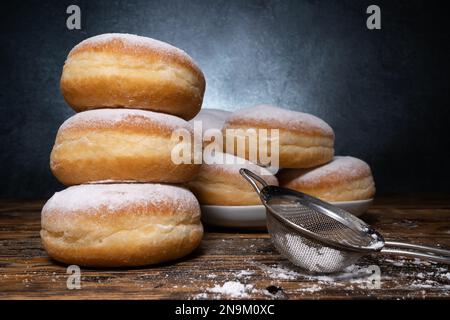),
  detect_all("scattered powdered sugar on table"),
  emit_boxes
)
[207,281,255,298]
[192,233,450,299]
[251,262,301,280]
[193,269,263,299]
[296,284,322,293]
[413,258,432,265]
[195,292,208,299]
[194,262,381,299]
[251,261,374,284]
[380,257,449,292]
[384,258,407,267]
[235,270,255,278]
[193,257,450,299]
